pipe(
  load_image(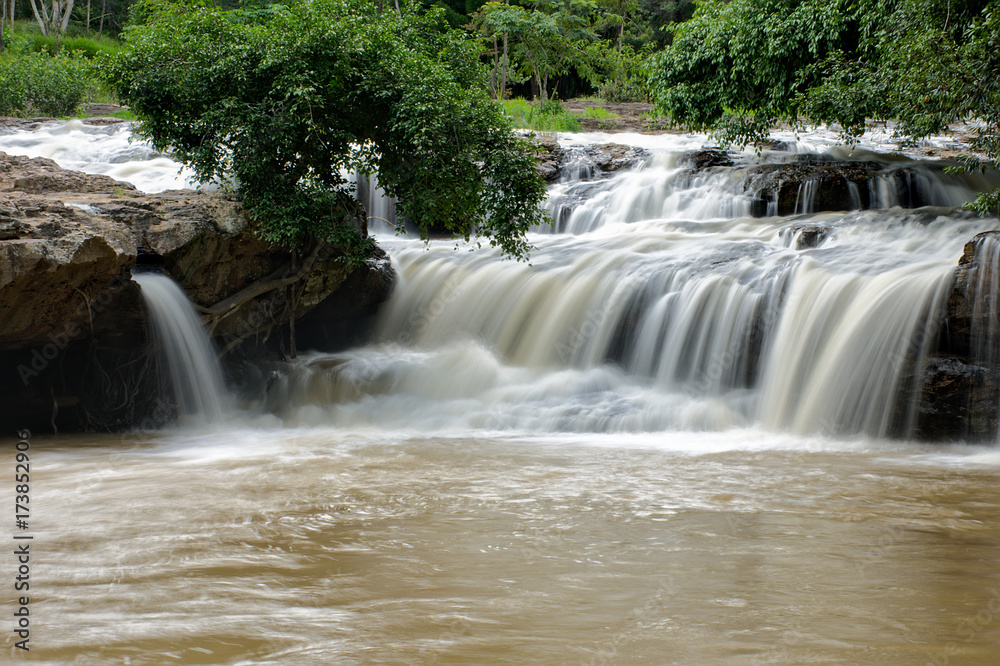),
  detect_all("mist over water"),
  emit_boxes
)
[5,122,1000,664]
